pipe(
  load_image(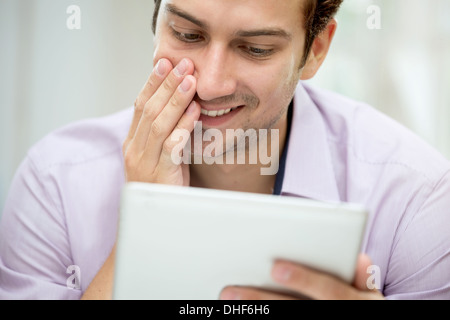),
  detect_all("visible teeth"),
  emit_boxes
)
[201,107,236,117]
